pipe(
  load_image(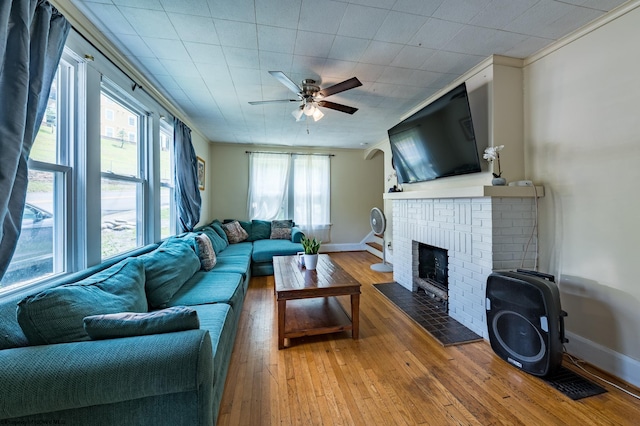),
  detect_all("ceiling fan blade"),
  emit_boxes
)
[317,100,358,115]
[269,71,301,95]
[317,77,362,98]
[248,99,299,105]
